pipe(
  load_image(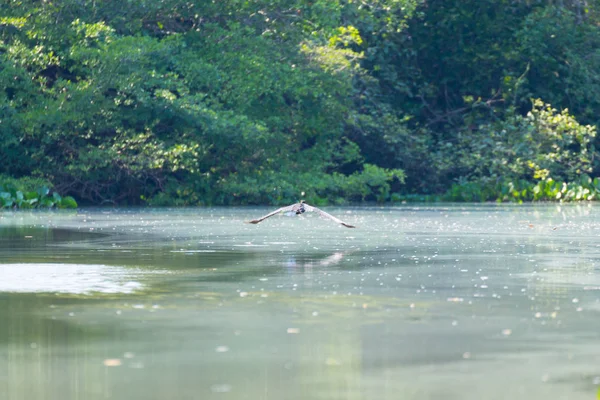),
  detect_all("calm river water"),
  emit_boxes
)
[1,205,600,400]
